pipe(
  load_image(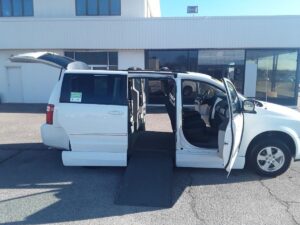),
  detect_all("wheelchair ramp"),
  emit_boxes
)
[115,151,174,208]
